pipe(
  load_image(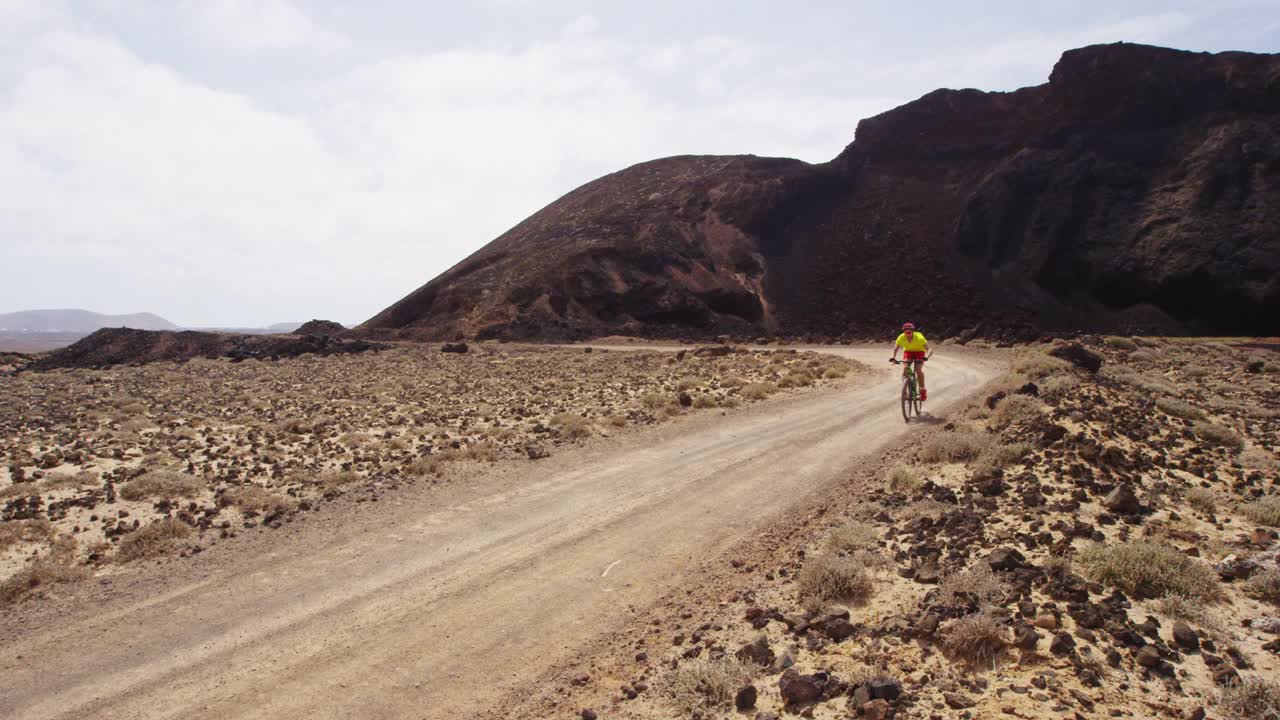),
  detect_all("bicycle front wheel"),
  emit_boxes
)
[901,379,911,423]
